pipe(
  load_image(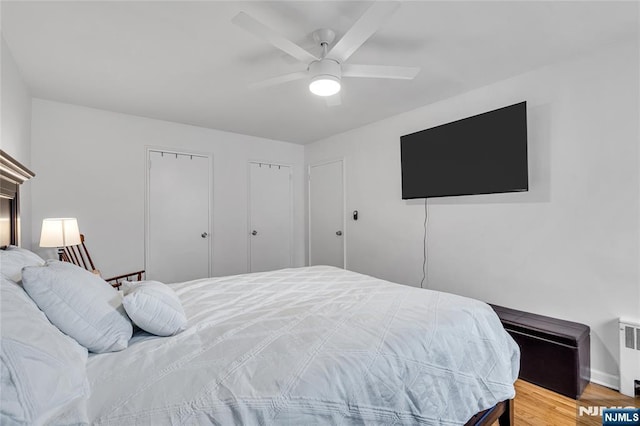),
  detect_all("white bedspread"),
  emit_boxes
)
[86,266,519,425]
